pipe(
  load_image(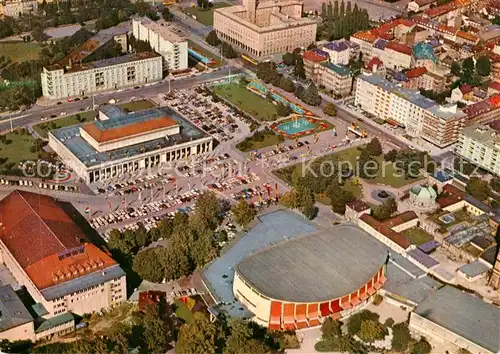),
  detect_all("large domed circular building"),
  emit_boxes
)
[409,185,437,210]
[233,224,388,330]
